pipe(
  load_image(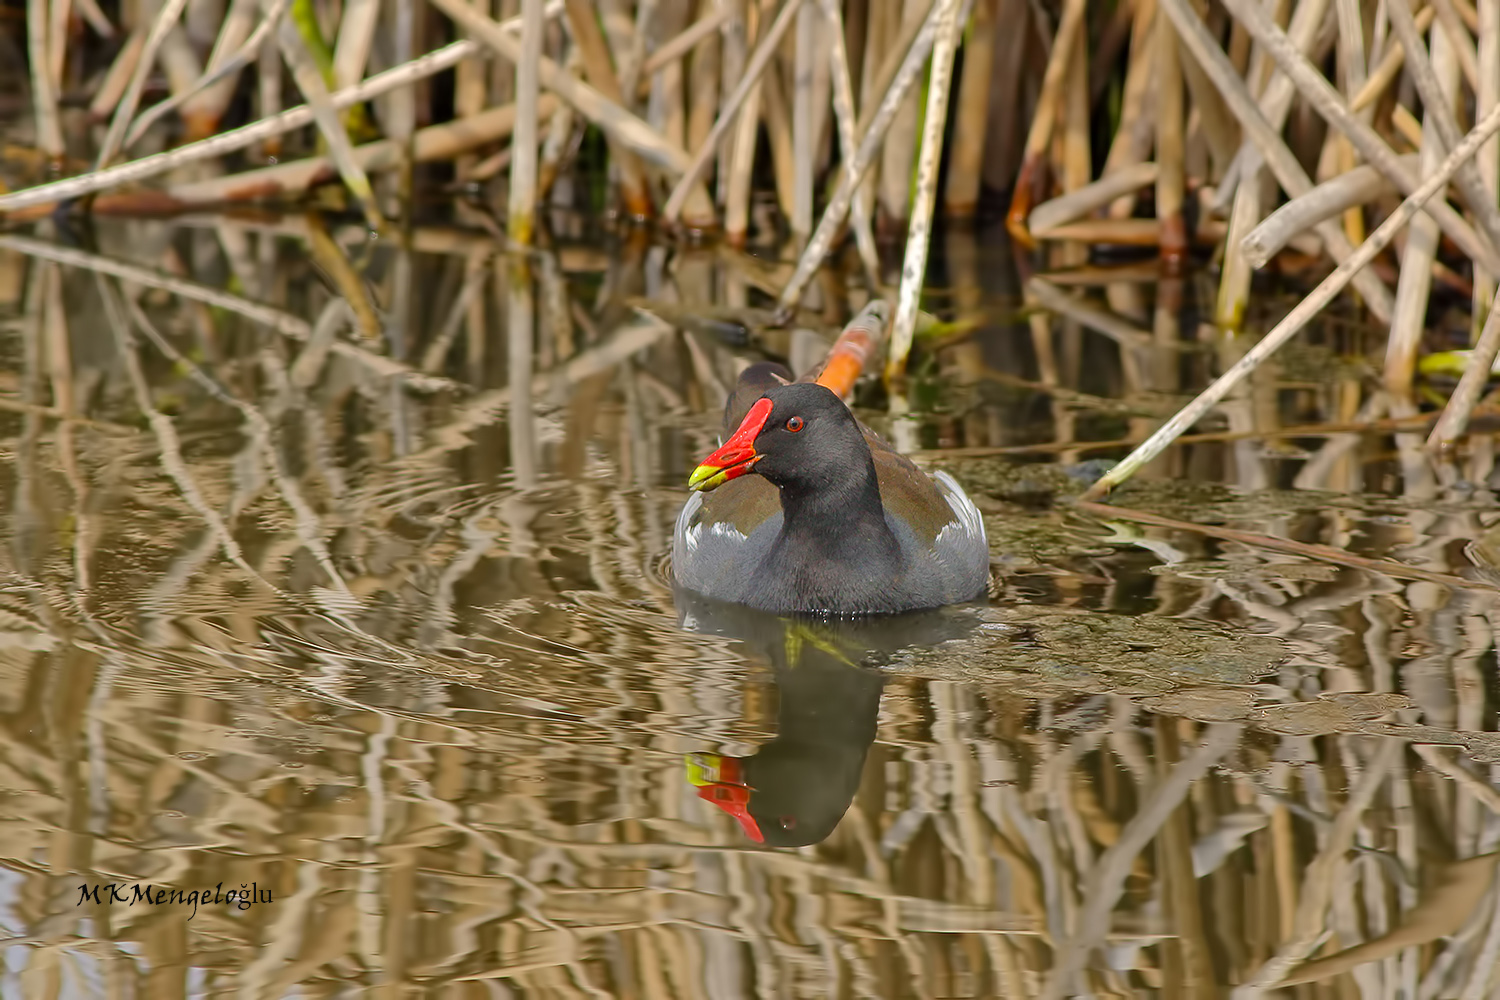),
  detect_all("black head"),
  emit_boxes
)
[688,383,868,494]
